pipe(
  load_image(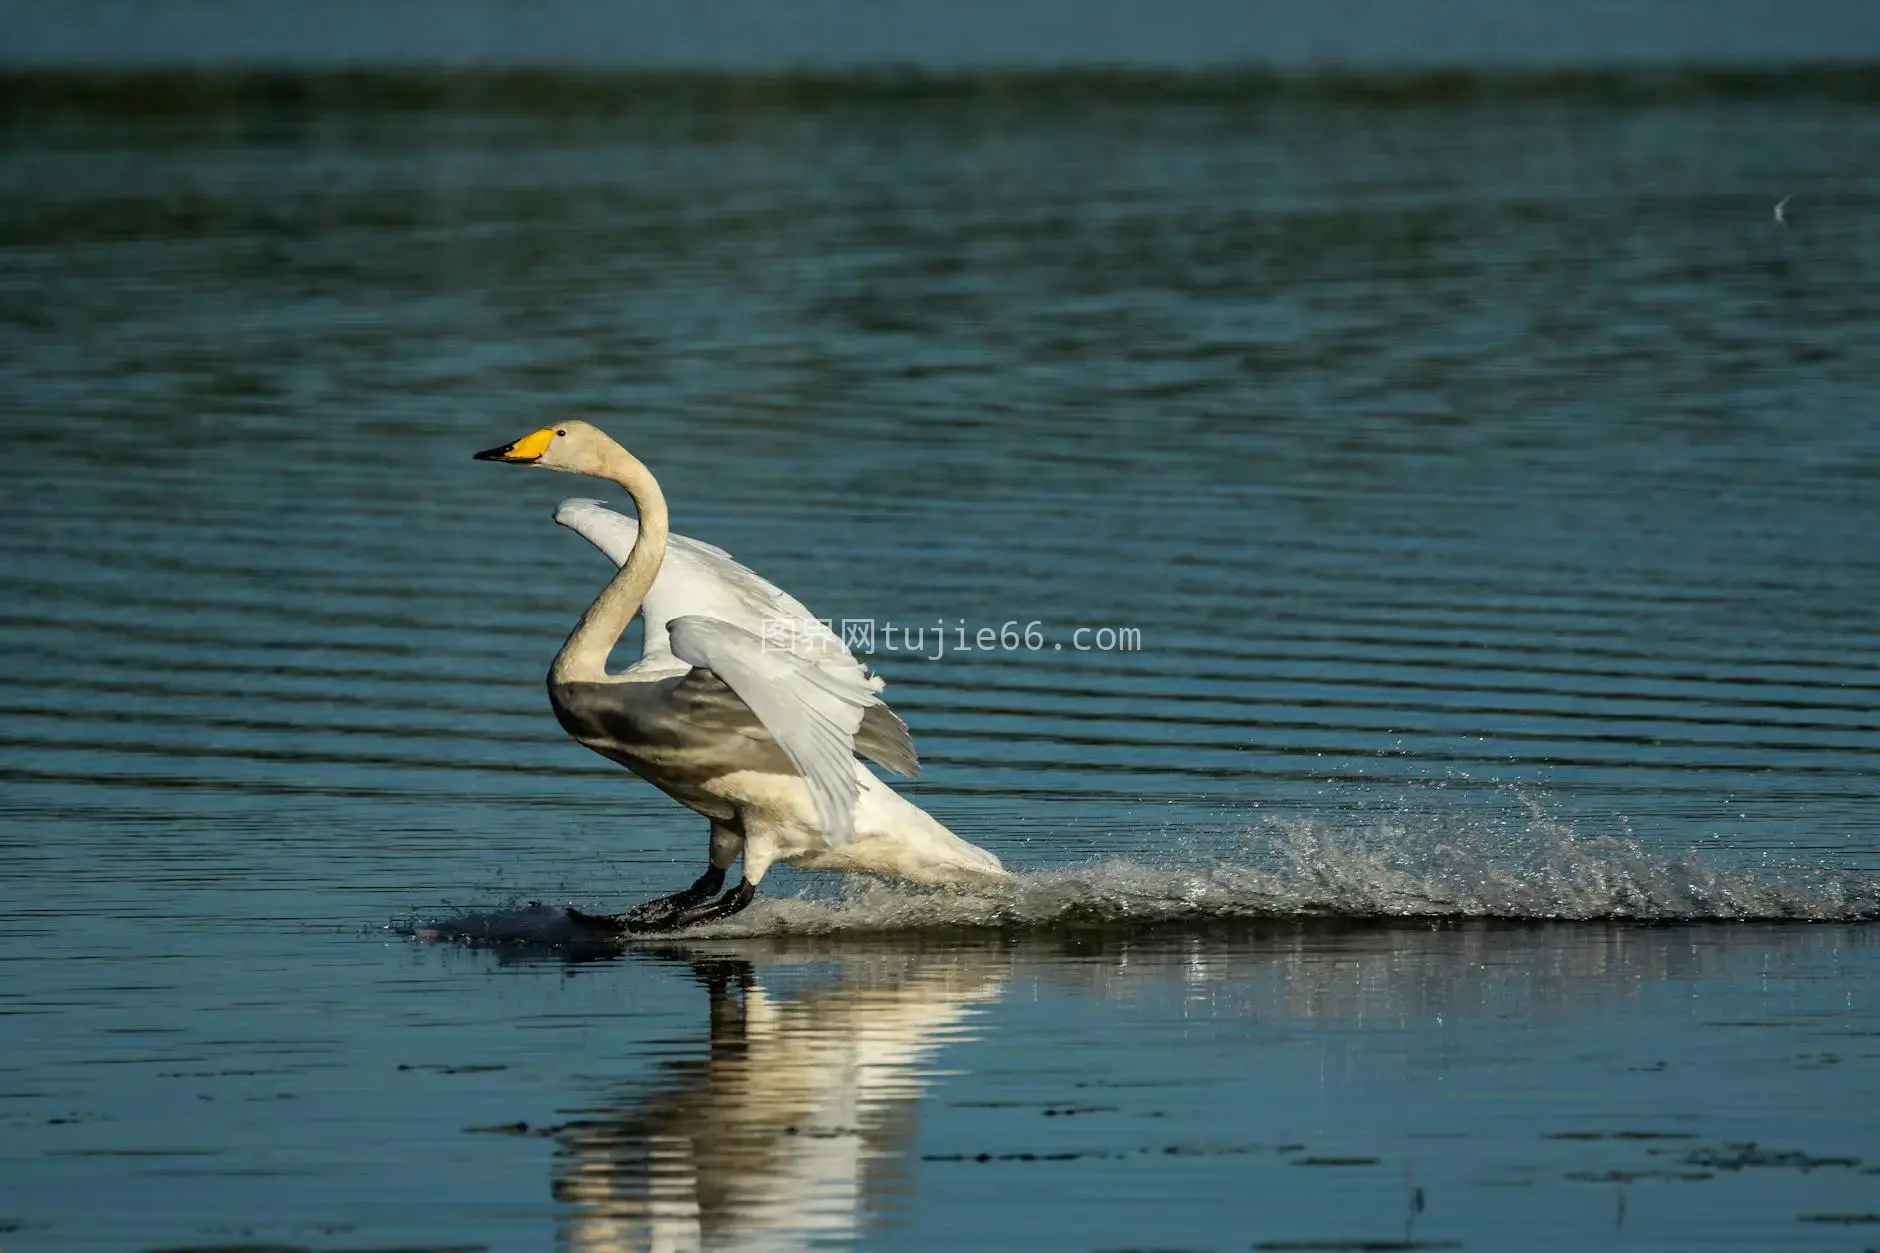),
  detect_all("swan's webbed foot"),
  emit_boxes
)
[565,867,726,935]
[625,867,727,926]
[661,879,758,931]
[565,871,755,935]
[564,905,634,934]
